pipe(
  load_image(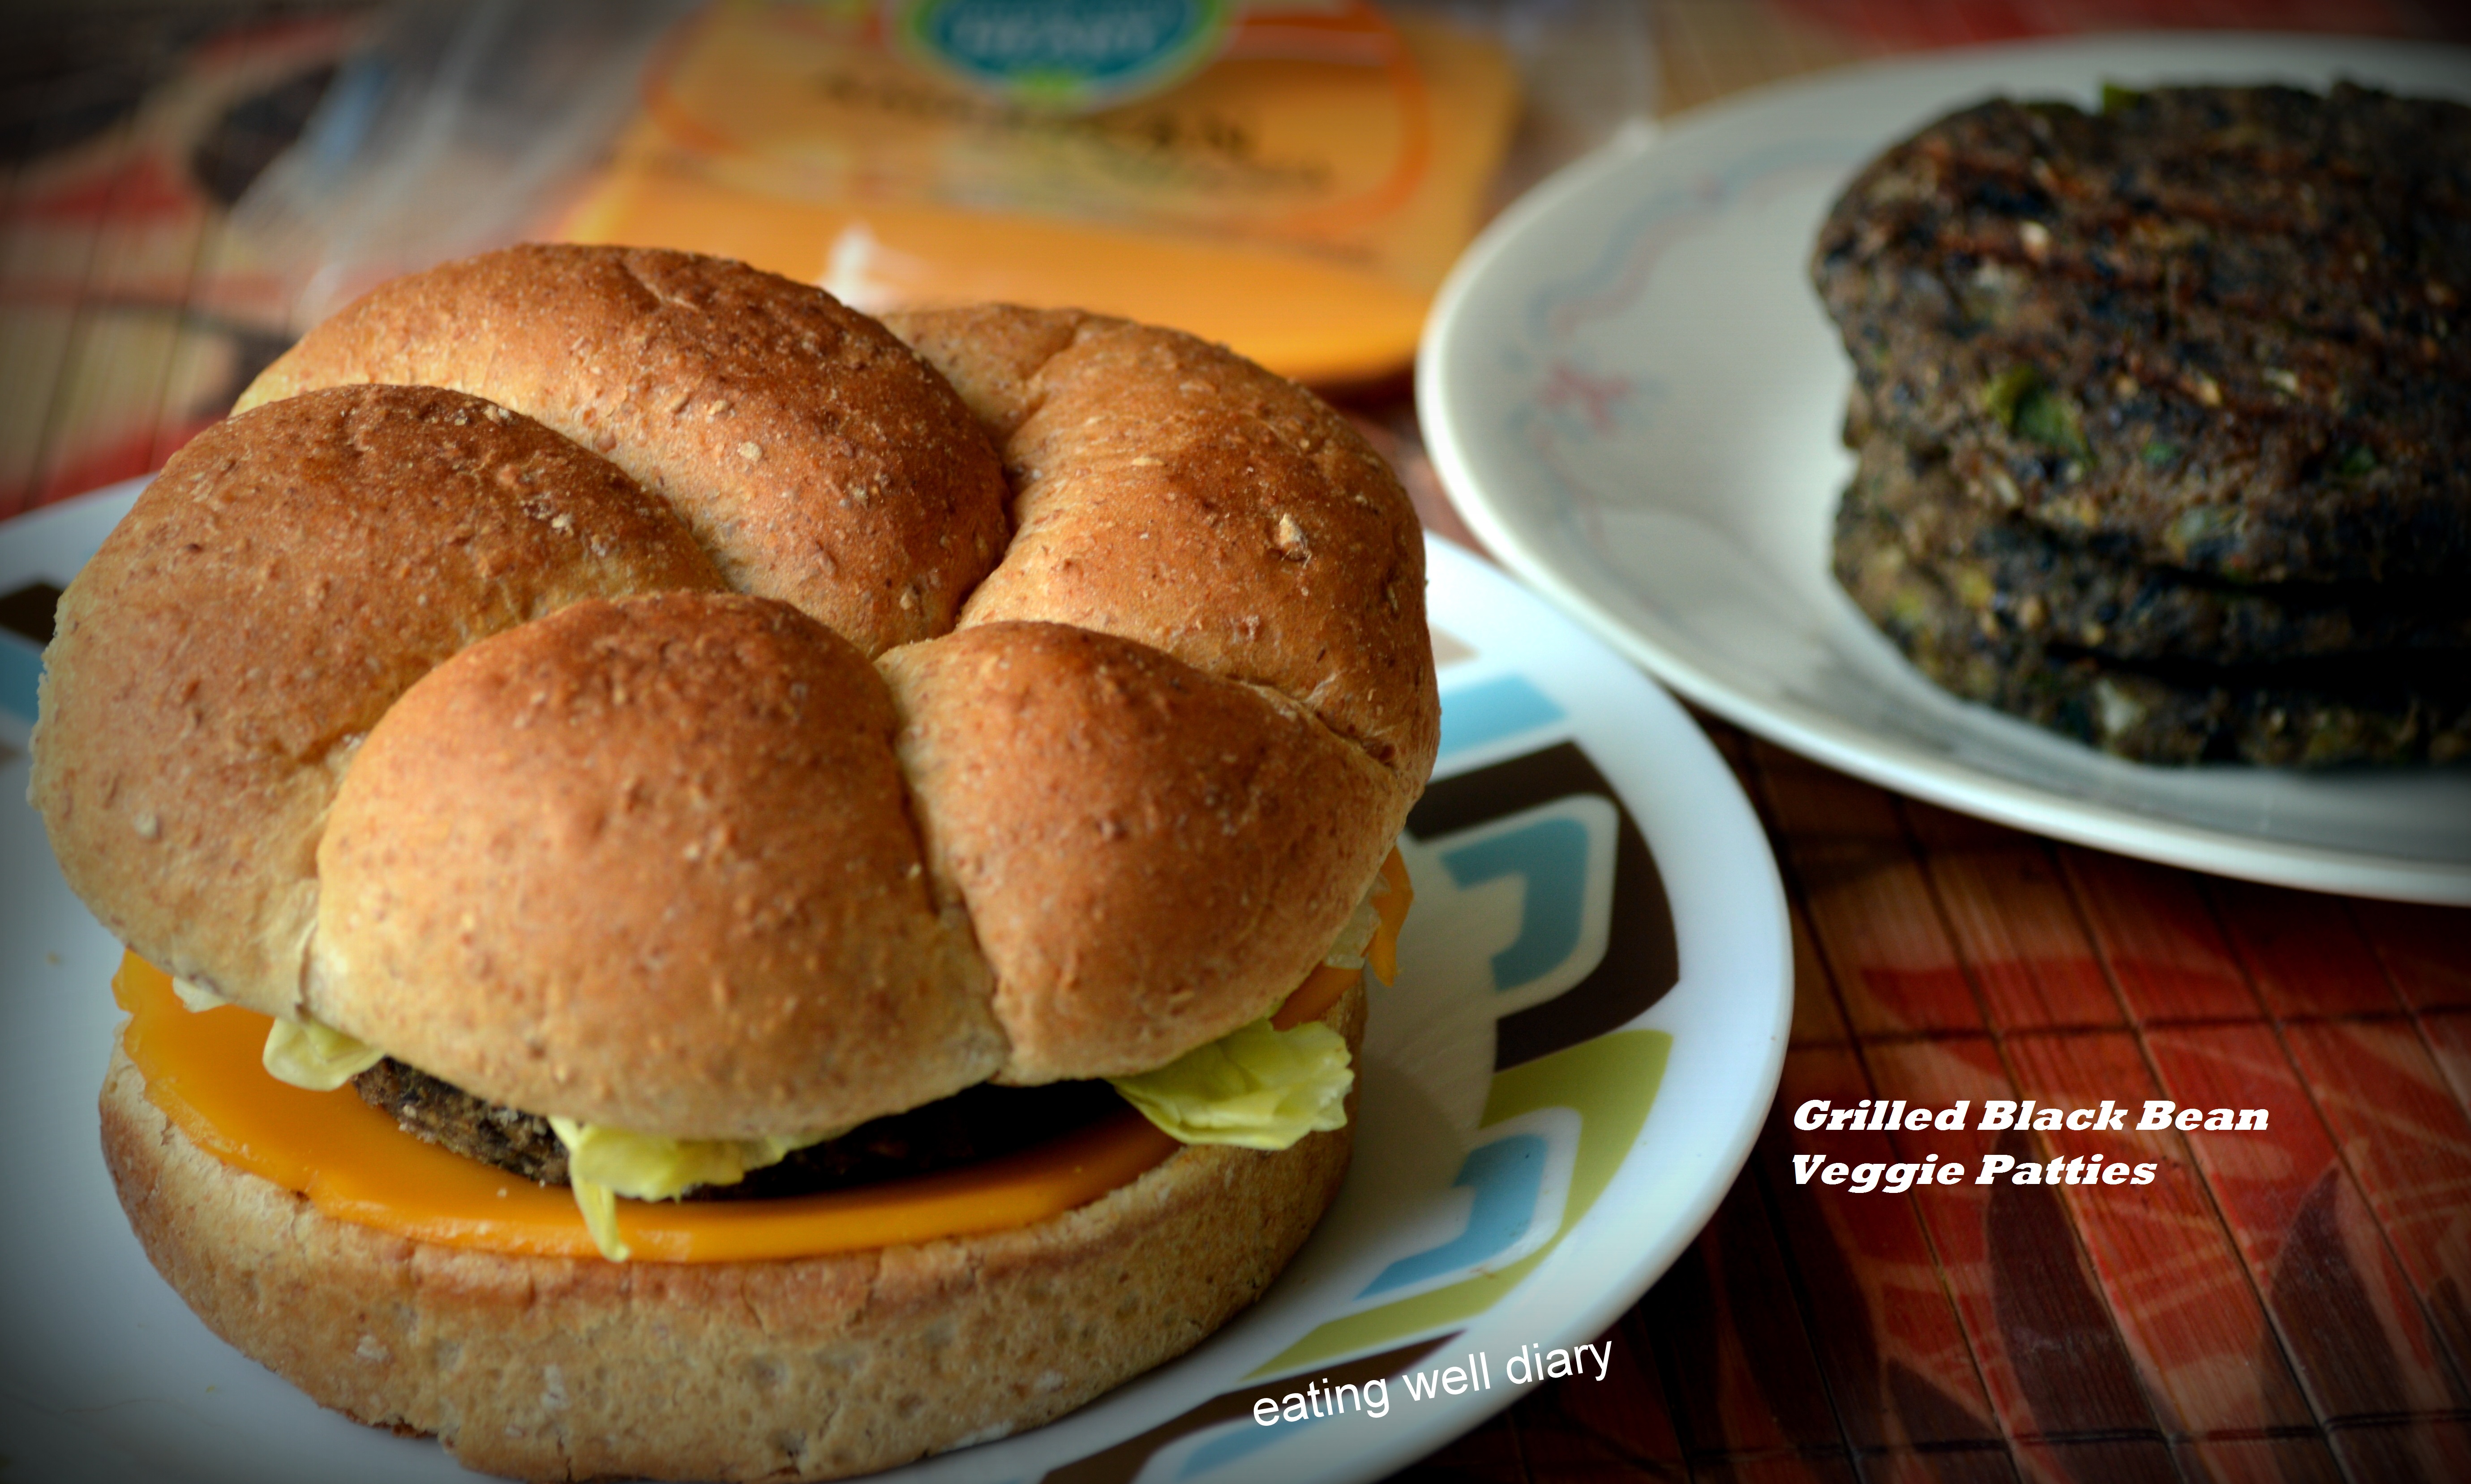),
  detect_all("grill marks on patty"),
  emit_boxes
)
[353,1059,1129,1198]
[355,1059,578,1185]
[1814,82,2471,584]
[1832,492,2471,767]
[1817,82,2471,765]
[1841,434,2471,665]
